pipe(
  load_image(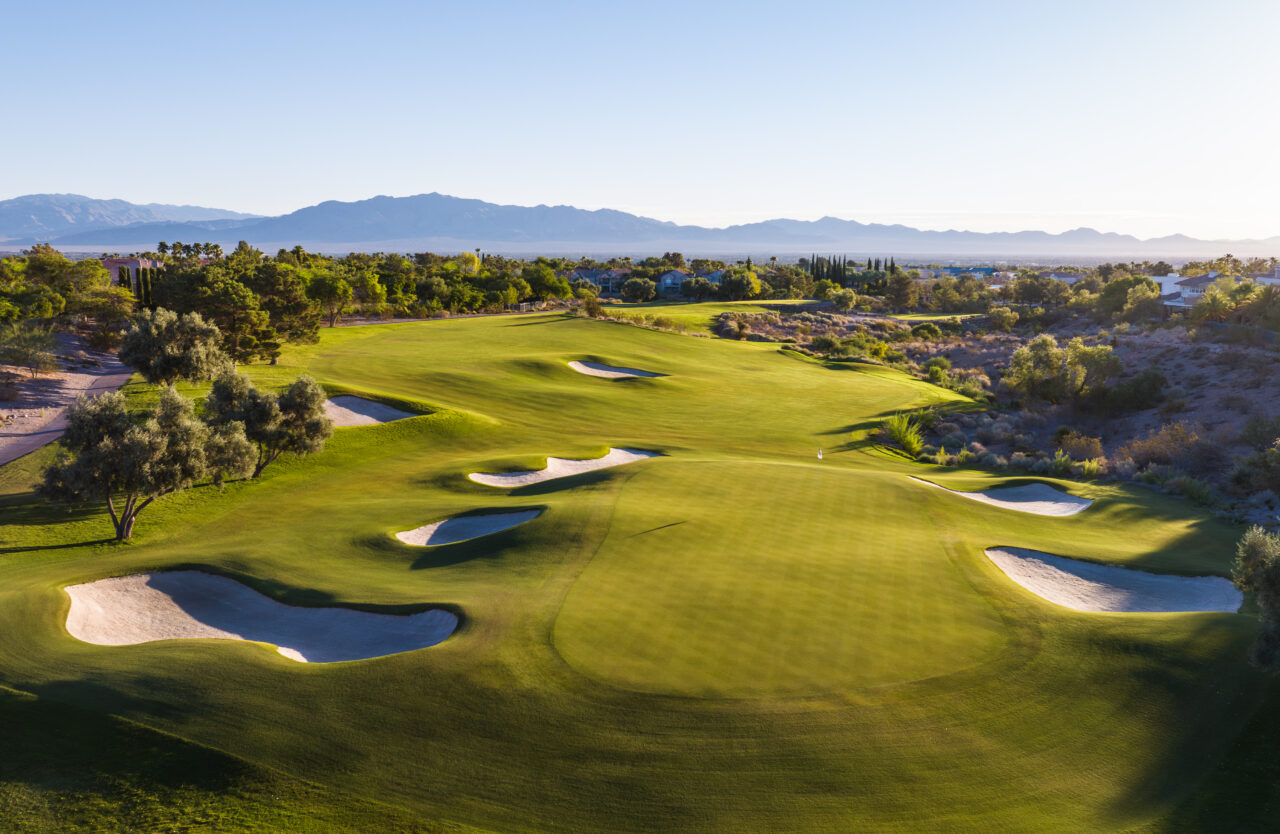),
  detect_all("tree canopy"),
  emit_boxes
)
[119,308,231,385]
[40,388,254,540]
